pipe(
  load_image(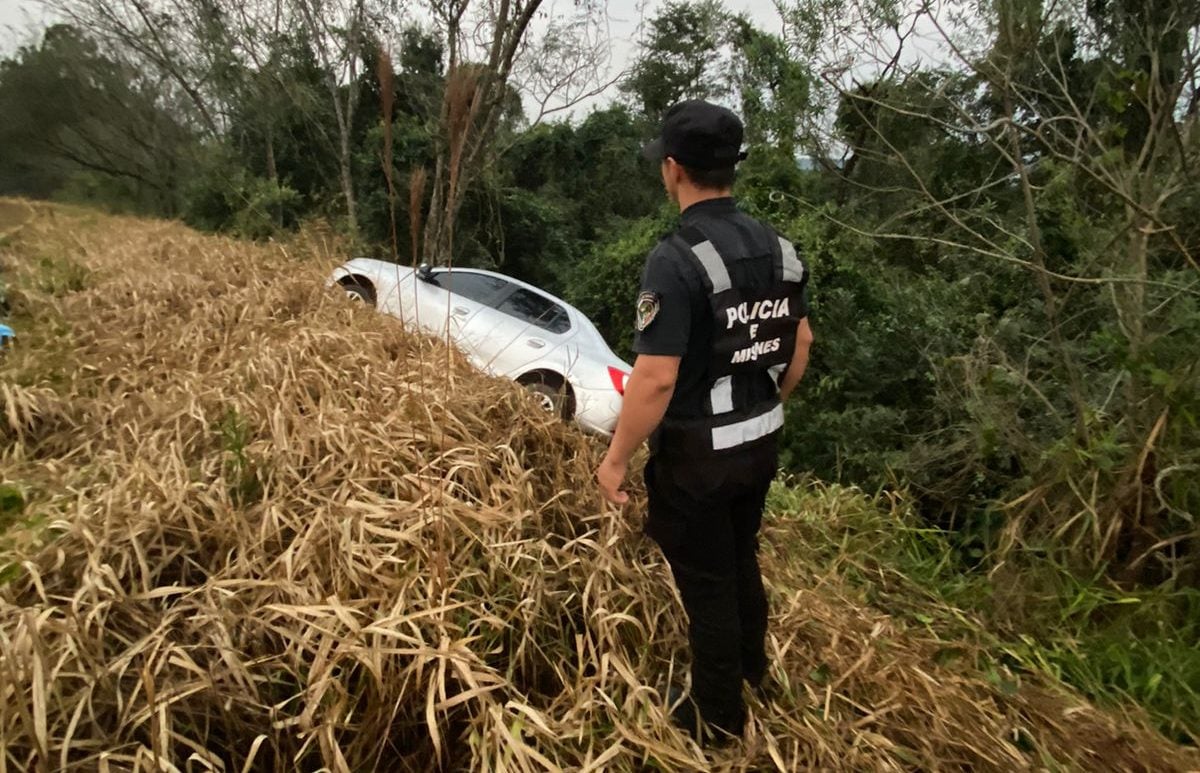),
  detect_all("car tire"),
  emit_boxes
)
[341,279,375,306]
[524,379,575,421]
